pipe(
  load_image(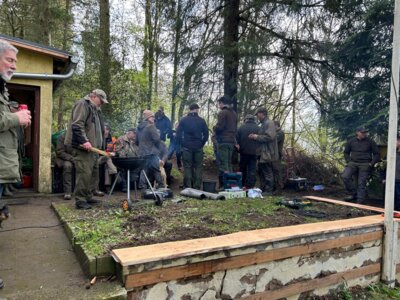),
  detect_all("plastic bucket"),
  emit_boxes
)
[202,180,217,193]
[22,174,33,188]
